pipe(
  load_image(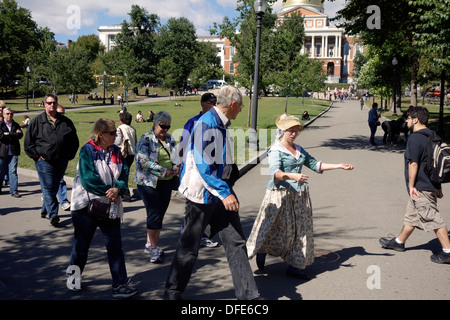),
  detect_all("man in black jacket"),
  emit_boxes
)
[0,107,23,197]
[24,94,79,226]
